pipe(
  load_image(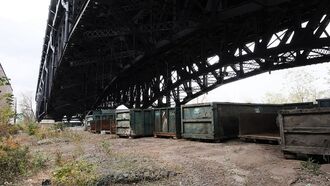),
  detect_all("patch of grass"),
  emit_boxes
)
[100,140,112,155]
[52,122,66,131]
[34,125,62,140]
[62,130,83,143]
[31,151,48,172]
[55,150,64,167]
[301,158,321,175]
[52,160,98,186]
[72,144,84,160]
